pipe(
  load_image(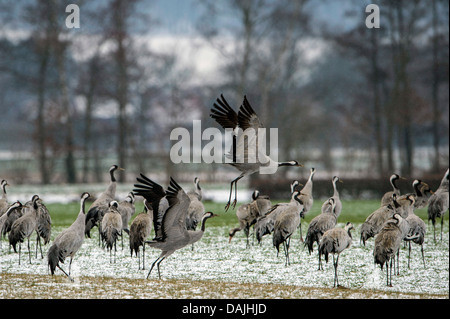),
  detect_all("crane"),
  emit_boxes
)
[210,94,302,211]
[318,222,354,287]
[48,192,90,282]
[427,168,449,241]
[133,174,217,279]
